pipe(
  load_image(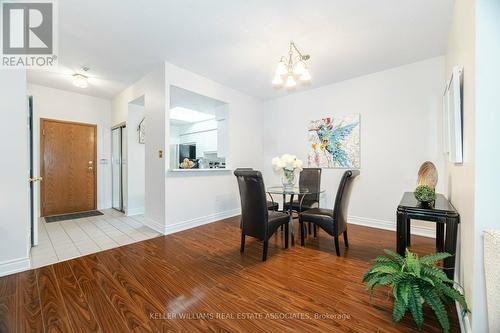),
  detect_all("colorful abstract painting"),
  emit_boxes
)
[307,115,360,168]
